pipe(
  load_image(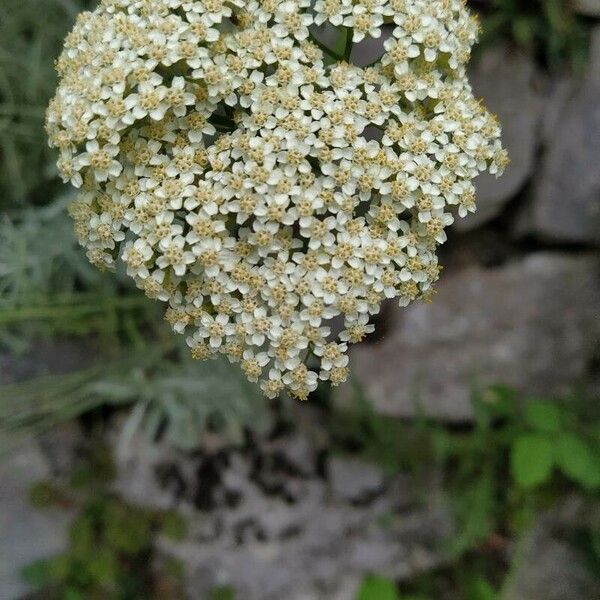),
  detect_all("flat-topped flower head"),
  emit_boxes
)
[47,0,505,399]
